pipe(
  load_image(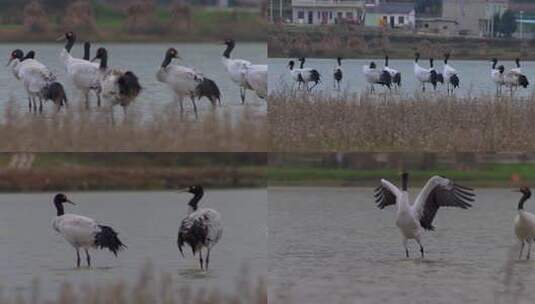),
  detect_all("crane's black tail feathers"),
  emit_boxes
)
[118,71,142,99]
[196,78,221,105]
[450,74,460,88]
[519,75,529,88]
[95,225,126,256]
[379,71,392,89]
[393,72,401,87]
[42,82,68,107]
